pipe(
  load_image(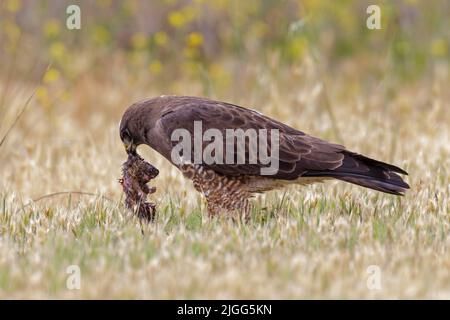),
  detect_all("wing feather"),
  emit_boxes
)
[157,96,345,179]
